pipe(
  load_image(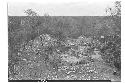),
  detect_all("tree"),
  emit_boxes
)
[102,1,121,72]
[24,9,39,16]
[106,1,121,16]
[106,1,121,32]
